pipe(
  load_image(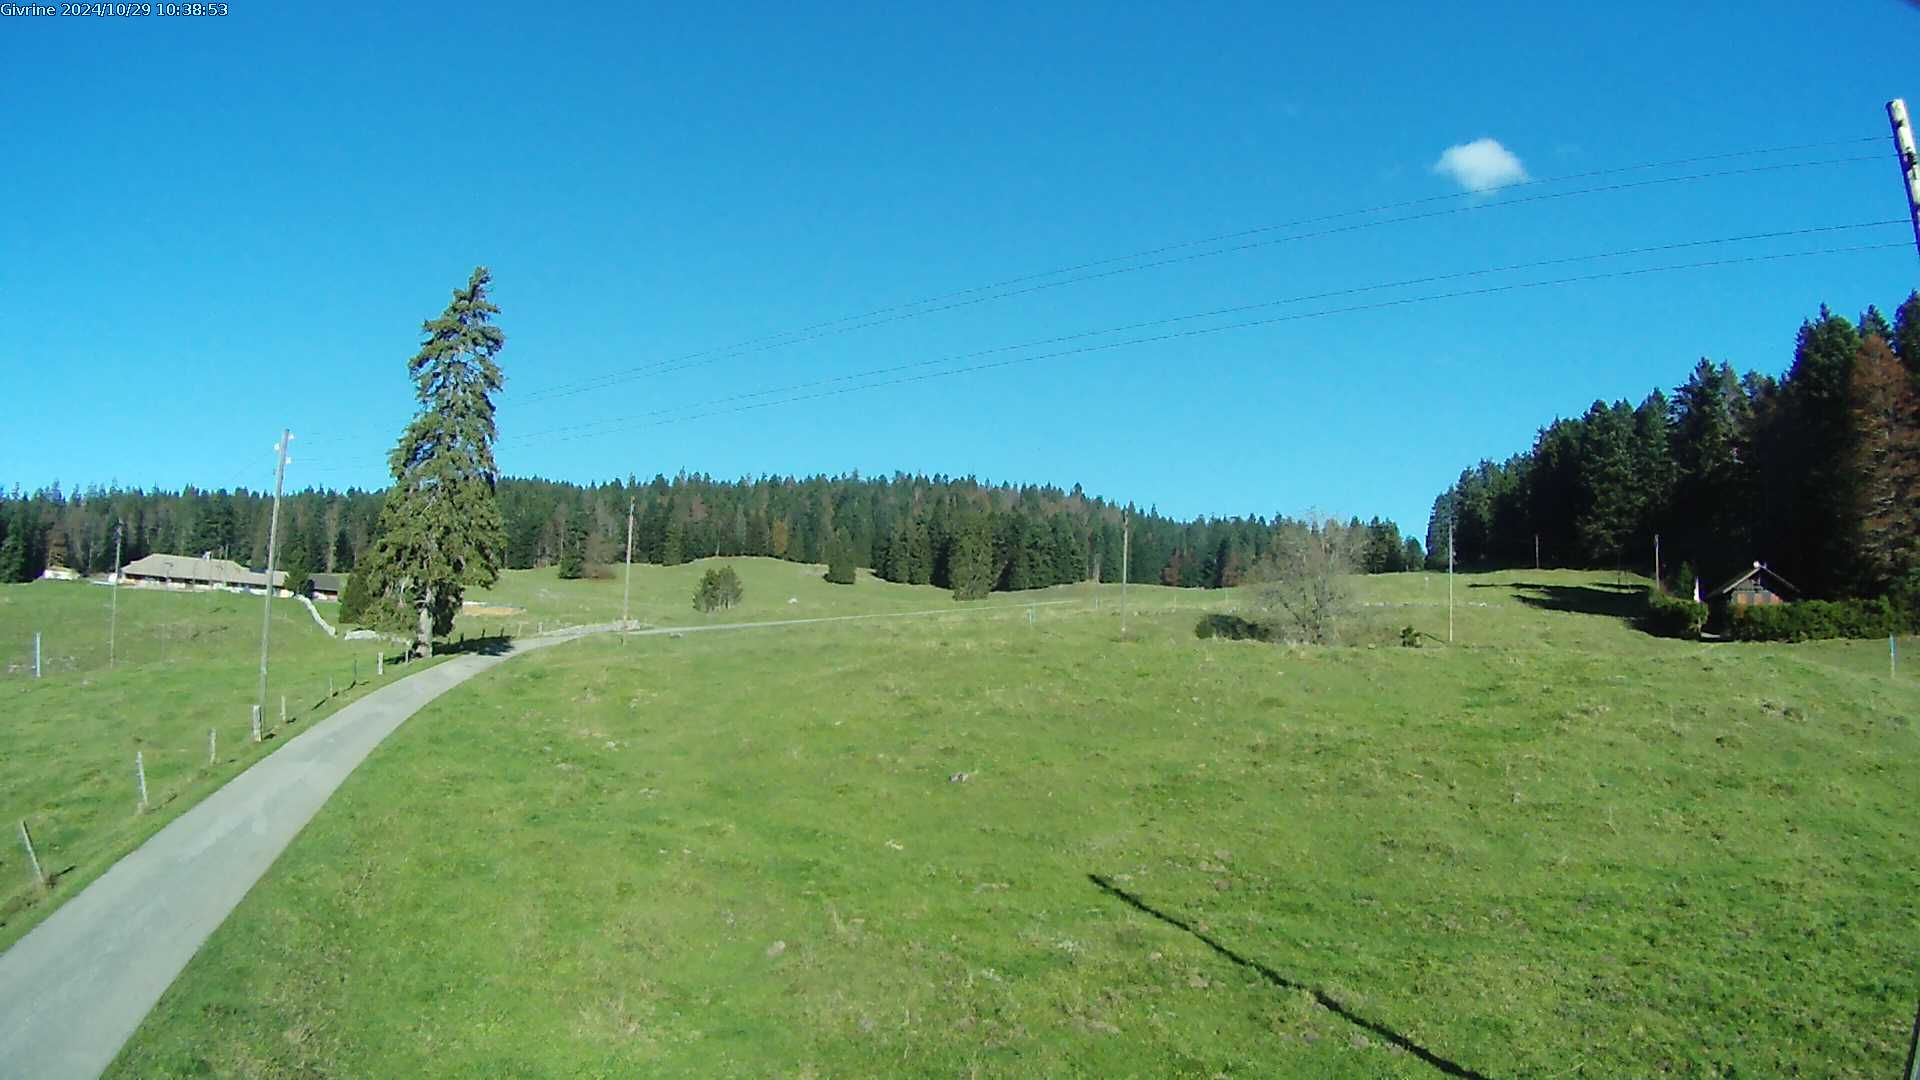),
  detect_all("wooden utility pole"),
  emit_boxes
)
[621,497,636,641]
[1119,510,1131,635]
[1447,521,1455,644]
[108,522,122,667]
[1890,99,1920,261]
[255,430,291,714]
